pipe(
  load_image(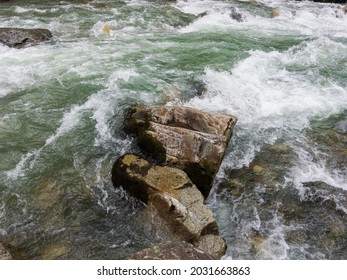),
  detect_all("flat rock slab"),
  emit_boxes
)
[0,28,52,48]
[127,241,213,260]
[124,105,237,197]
